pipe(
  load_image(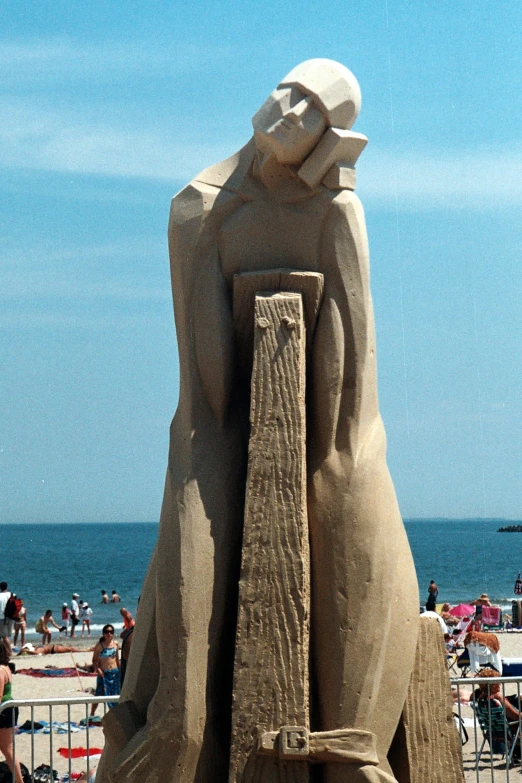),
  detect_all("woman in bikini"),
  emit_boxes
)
[18,642,92,655]
[90,624,120,716]
[0,640,24,783]
[36,610,61,645]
